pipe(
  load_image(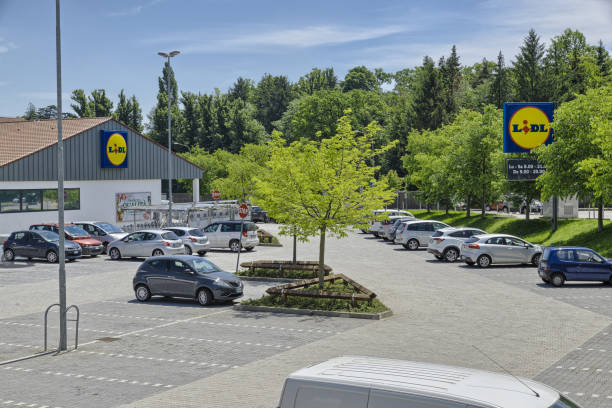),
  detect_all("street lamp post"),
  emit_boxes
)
[158,50,180,226]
